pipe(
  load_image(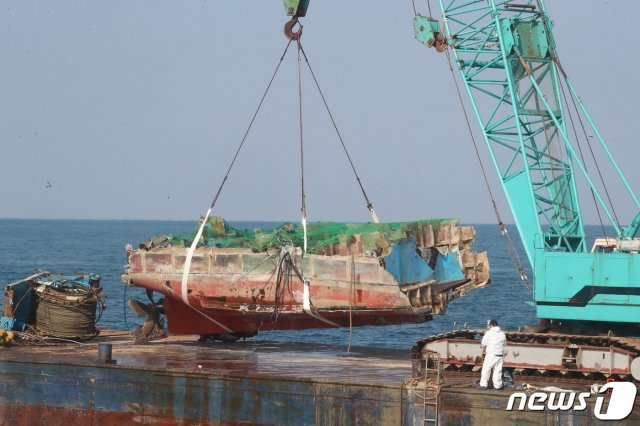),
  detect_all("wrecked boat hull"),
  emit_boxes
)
[162,295,430,334]
[123,221,490,336]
